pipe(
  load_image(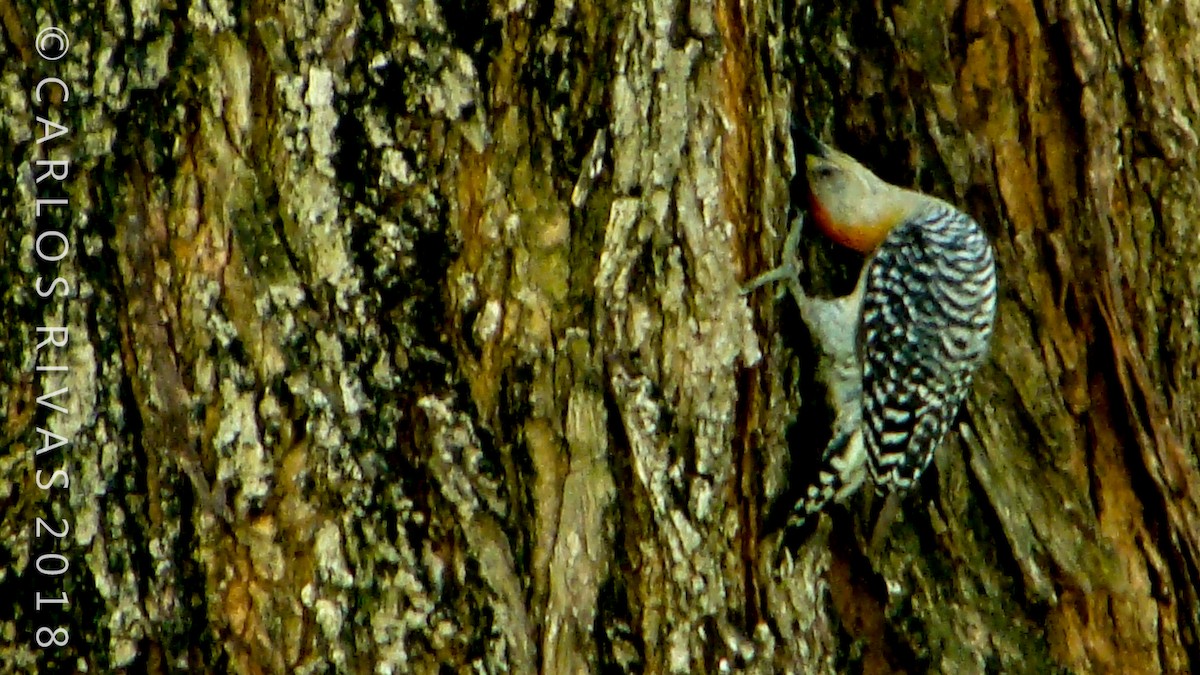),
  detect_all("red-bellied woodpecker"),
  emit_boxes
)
[746,130,997,543]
